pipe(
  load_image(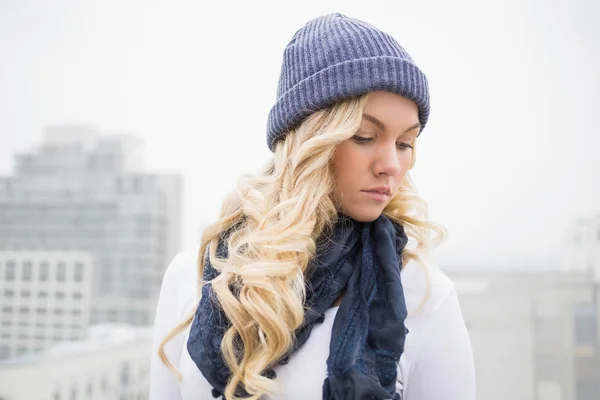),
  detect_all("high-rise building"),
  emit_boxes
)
[0,124,182,327]
[0,251,93,360]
